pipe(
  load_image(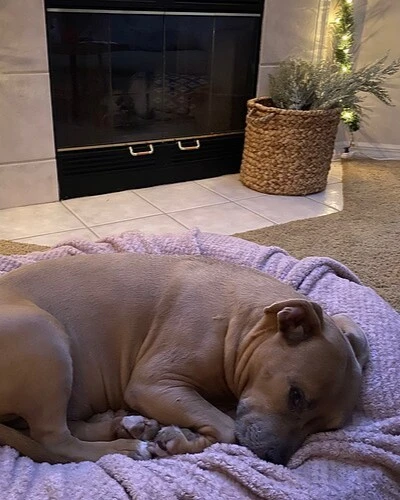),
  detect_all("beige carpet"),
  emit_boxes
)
[0,240,48,255]
[236,160,400,311]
